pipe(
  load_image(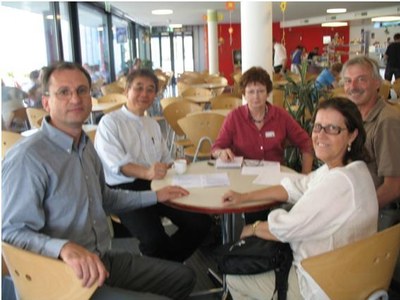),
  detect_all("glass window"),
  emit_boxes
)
[161,34,172,71]
[77,3,110,86]
[59,2,73,61]
[112,15,133,80]
[183,33,194,71]
[0,2,58,87]
[151,36,161,69]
